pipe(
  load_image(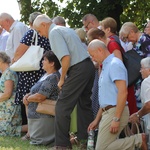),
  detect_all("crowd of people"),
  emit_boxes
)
[0,11,150,150]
